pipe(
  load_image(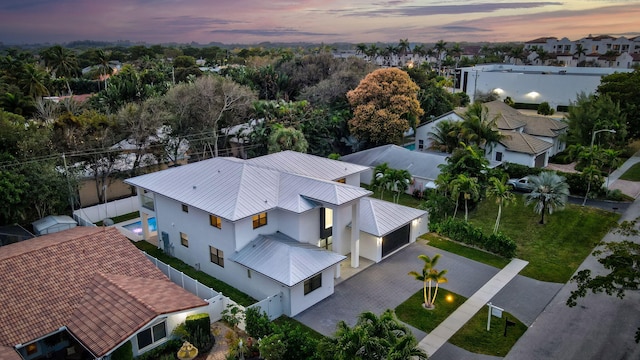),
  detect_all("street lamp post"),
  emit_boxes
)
[590,129,616,149]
